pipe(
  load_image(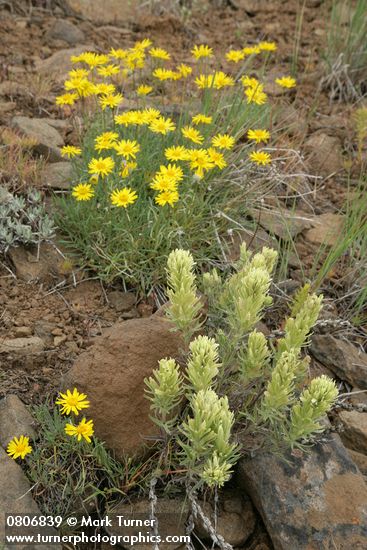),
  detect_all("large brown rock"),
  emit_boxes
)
[310,334,367,389]
[63,316,184,459]
[237,434,367,549]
